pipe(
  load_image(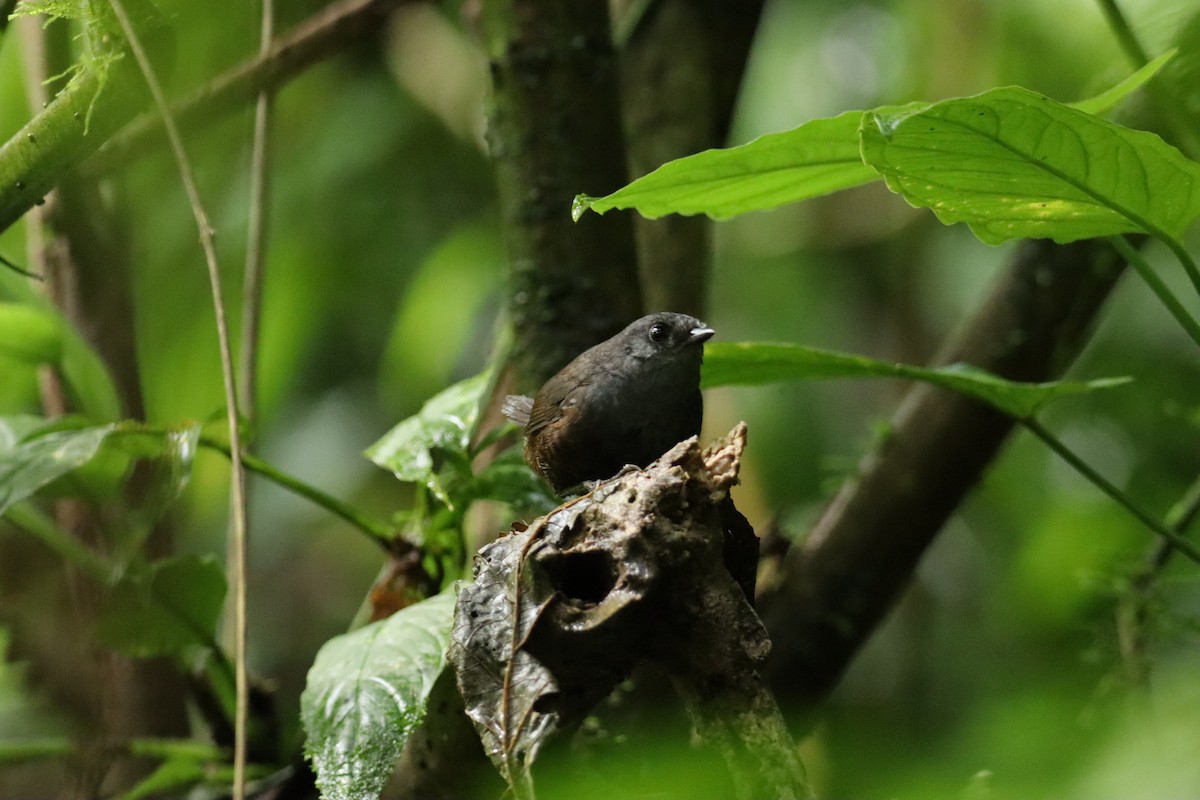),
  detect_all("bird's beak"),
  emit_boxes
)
[688,325,715,345]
